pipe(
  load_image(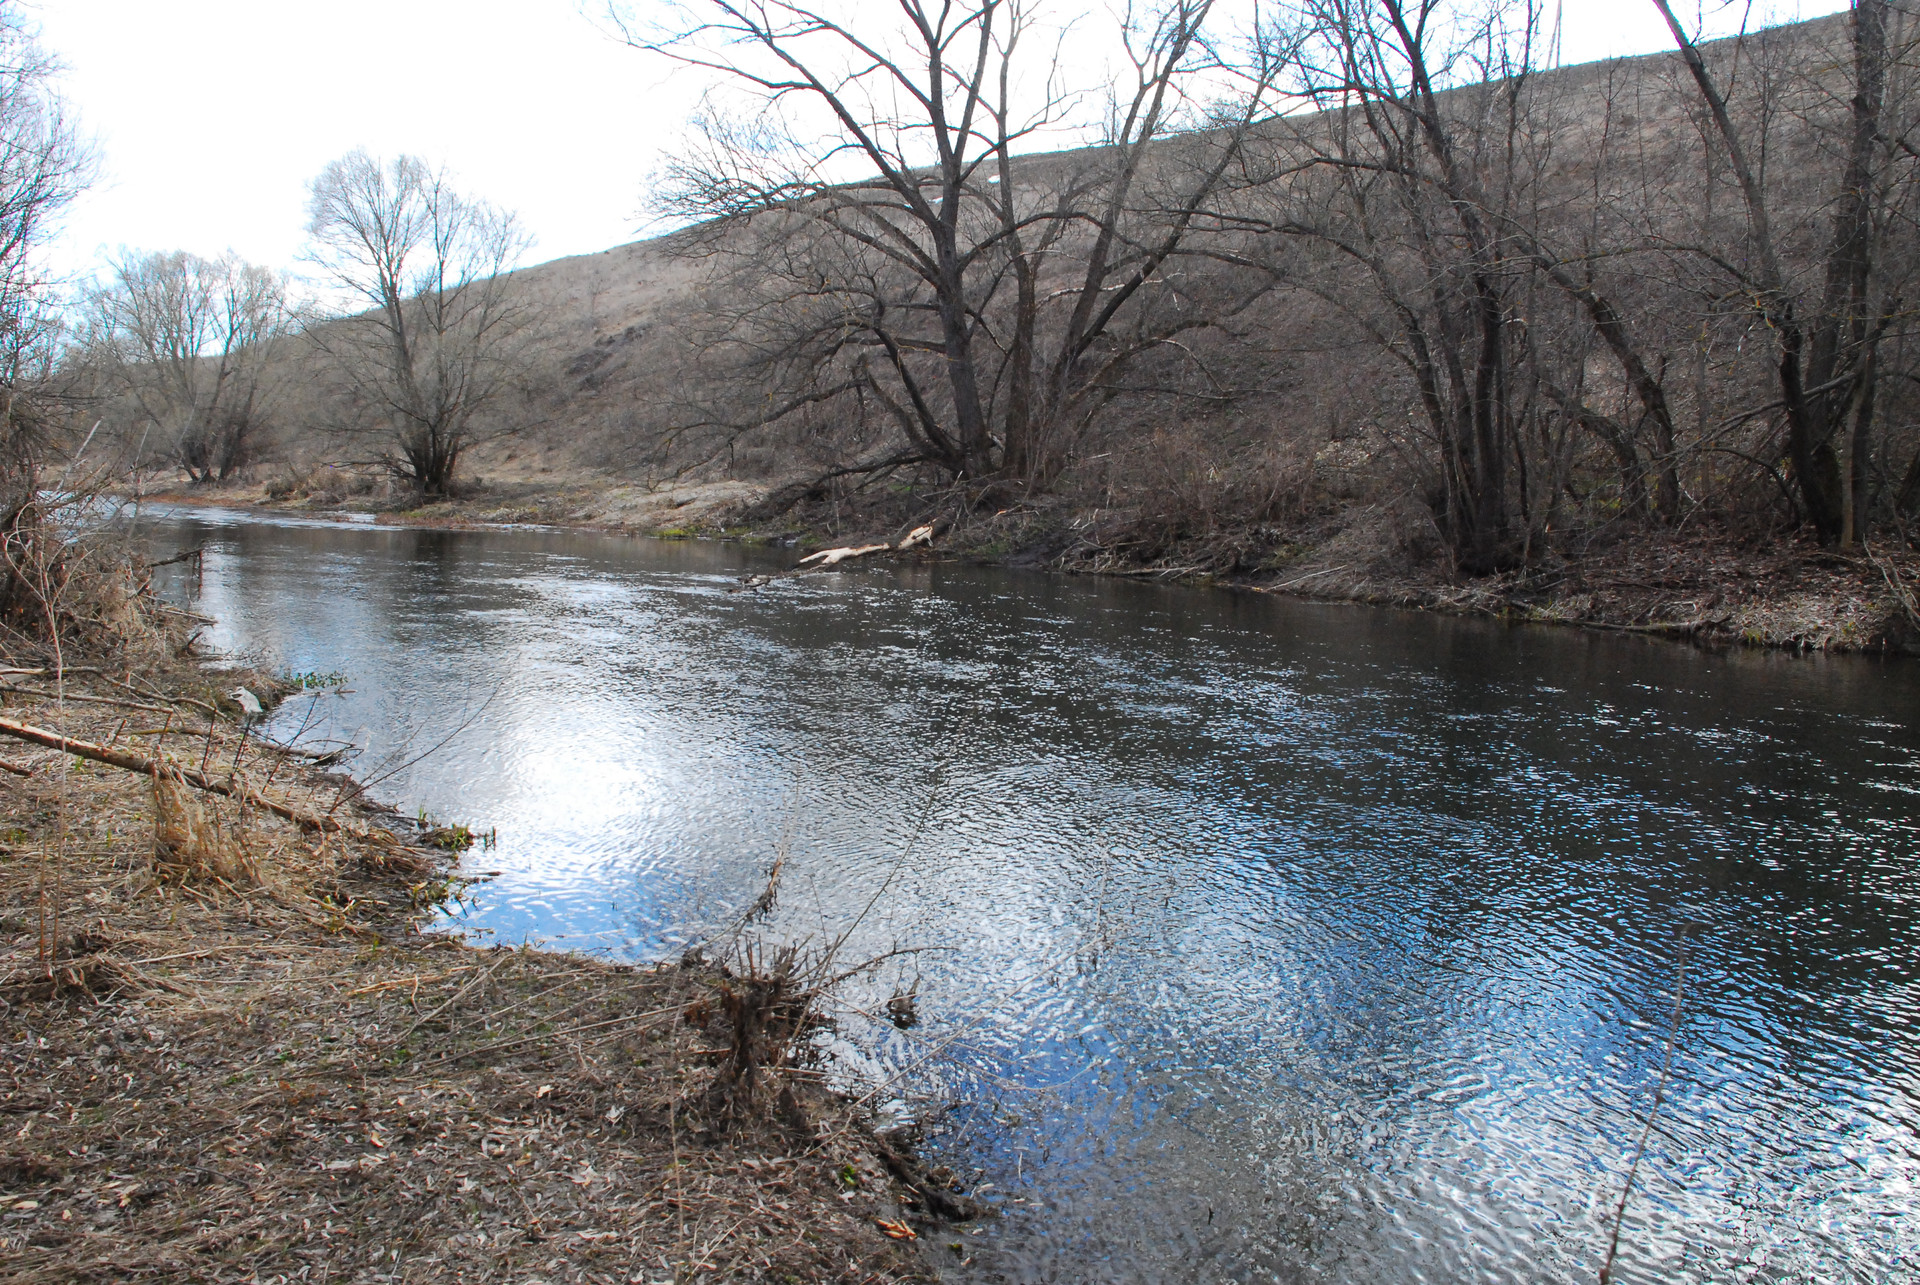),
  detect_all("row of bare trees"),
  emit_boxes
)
[73,151,535,496]
[619,0,1920,565]
[54,0,1920,569]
